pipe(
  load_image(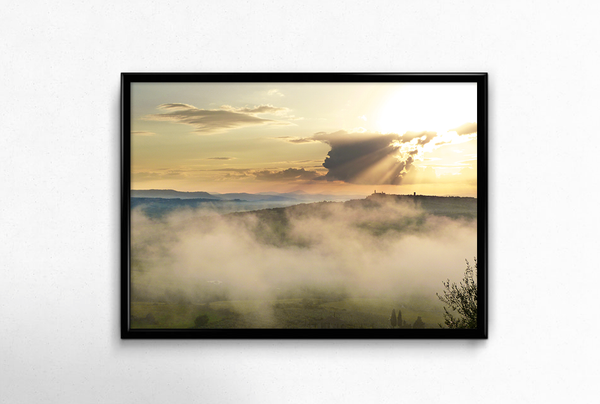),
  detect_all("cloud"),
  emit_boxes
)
[451,122,477,135]
[309,130,435,185]
[201,168,252,181]
[216,172,251,181]
[144,103,293,134]
[211,168,251,173]
[132,170,187,182]
[400,131,438,145]
[254,168,321,182]
[132,131,155,136]
[305,127,477,185]
[207,157,235,160]
[222,104,288,115]
[277,136,317,144]
[268,89,284,97]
